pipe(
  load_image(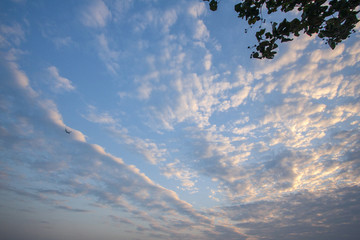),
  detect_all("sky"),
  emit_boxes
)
[0,0,360,239]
